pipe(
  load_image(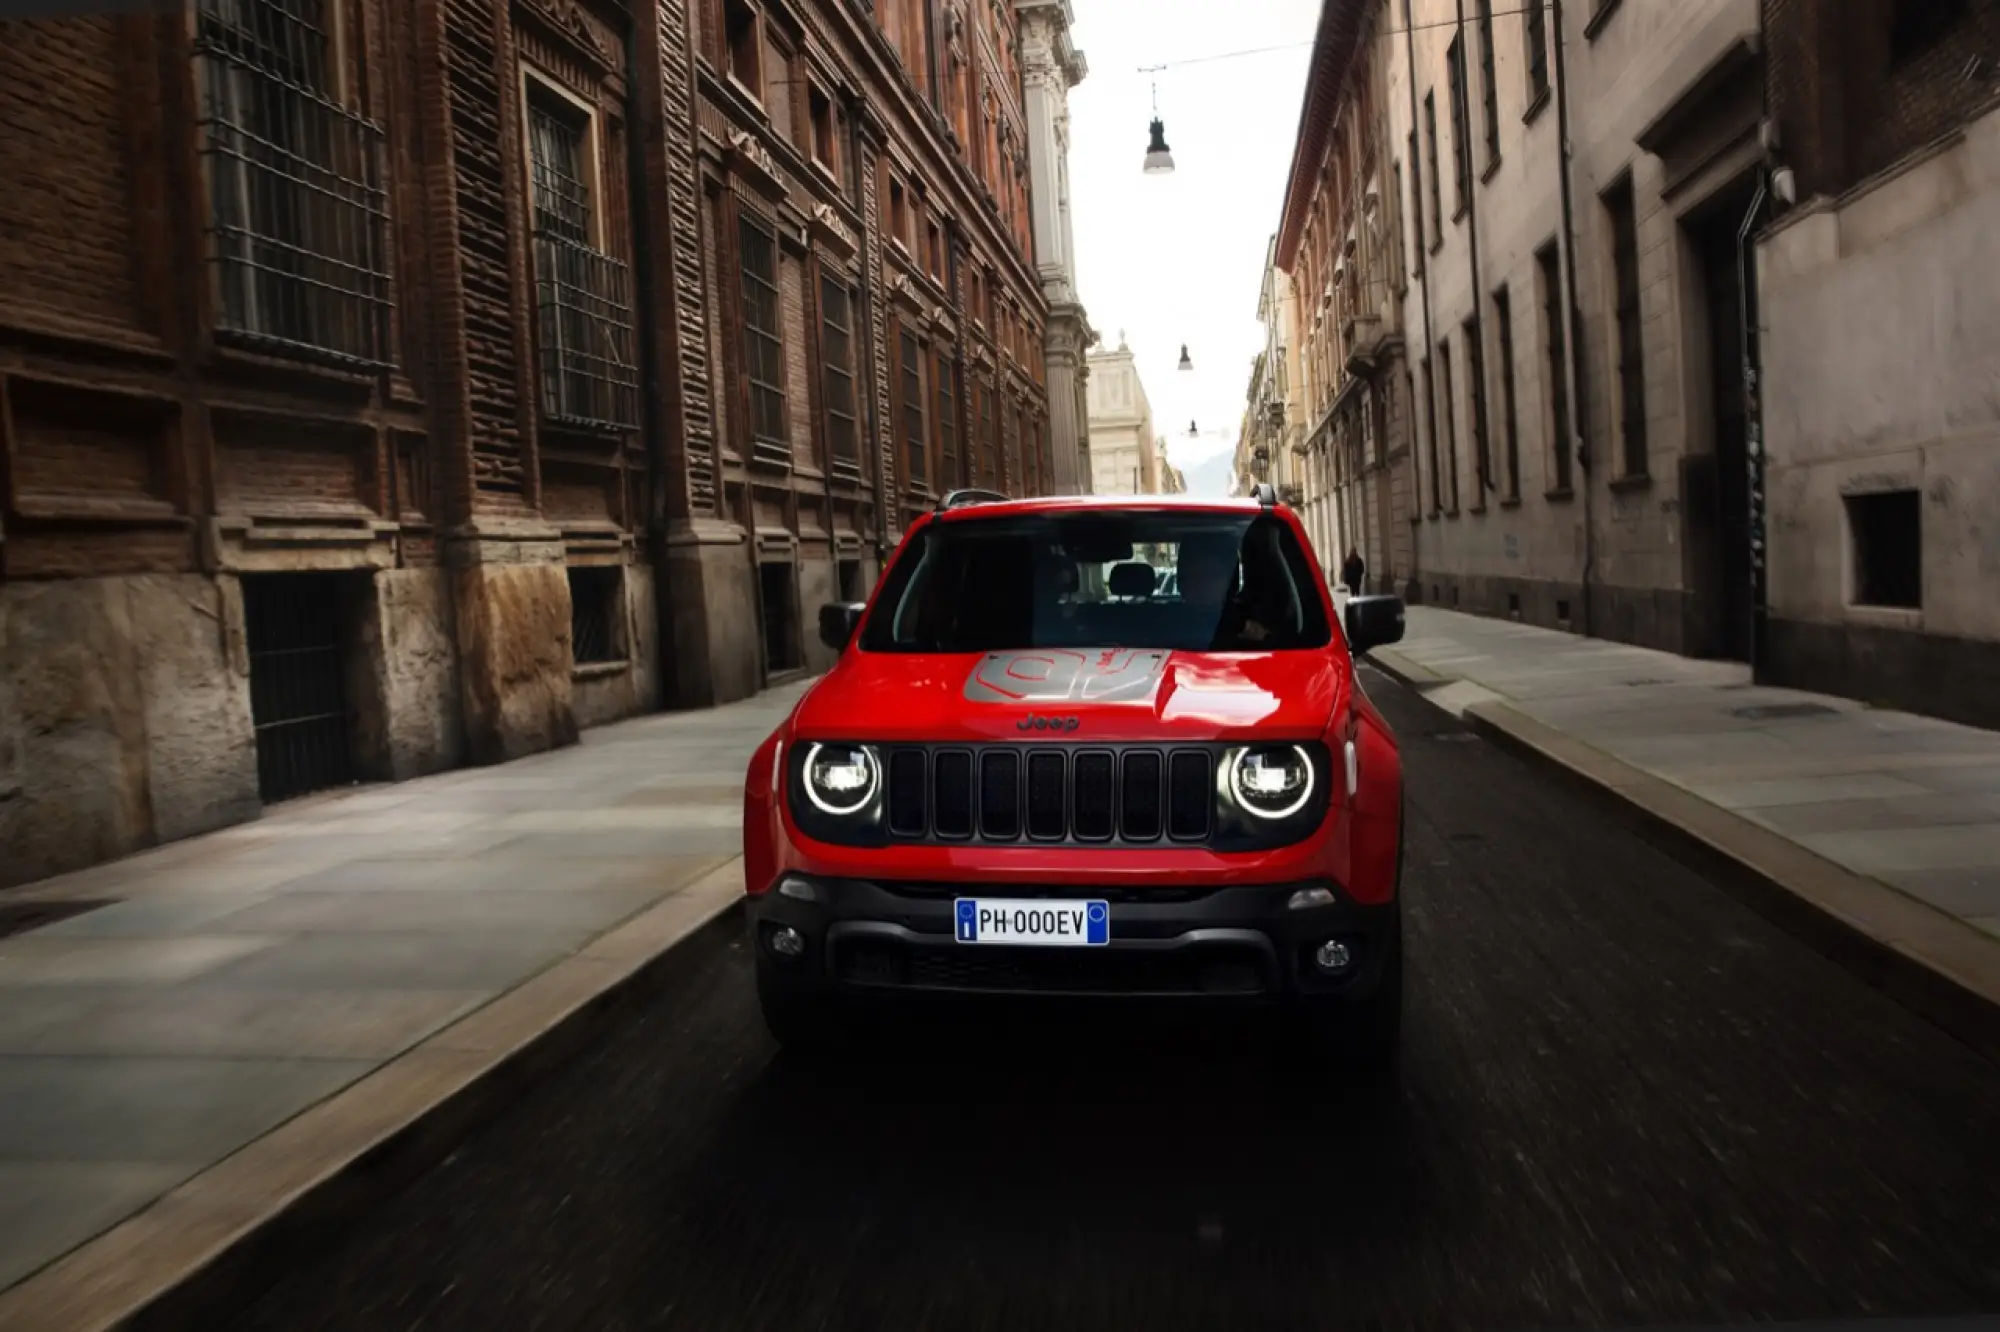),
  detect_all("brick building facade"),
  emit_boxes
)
[0,0,1054,887]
